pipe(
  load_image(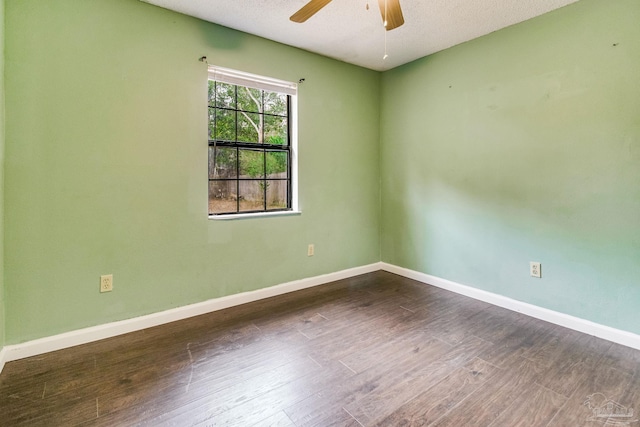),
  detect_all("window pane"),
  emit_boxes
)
[266,151,288,178]
[208,80,215,106]
[214,82,236,109]
[209,146,237,179]
[239,149,264,178]
[237,86,262,113]
[215,109,236,141]
[208,108,215,140]
[266,180,288,210]
[209,181,238,214]
[237,112,260,143]
[264,115,288,145]
[264,91,287,116]
[239,180,265,212]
